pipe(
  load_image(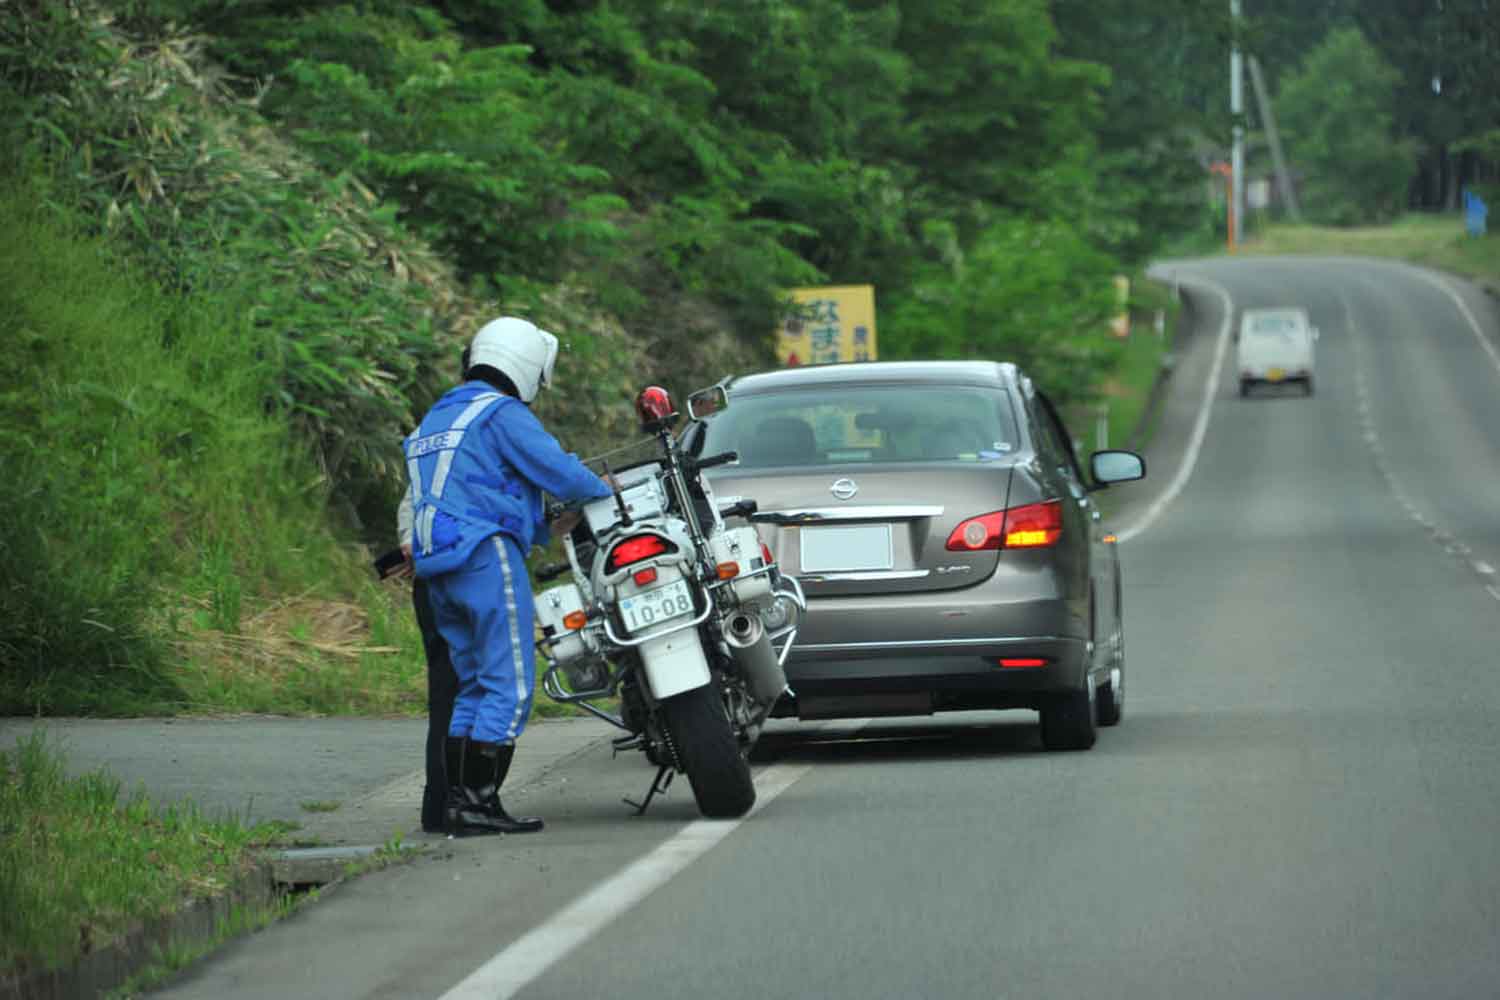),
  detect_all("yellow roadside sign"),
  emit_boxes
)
[776,285,877,366]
